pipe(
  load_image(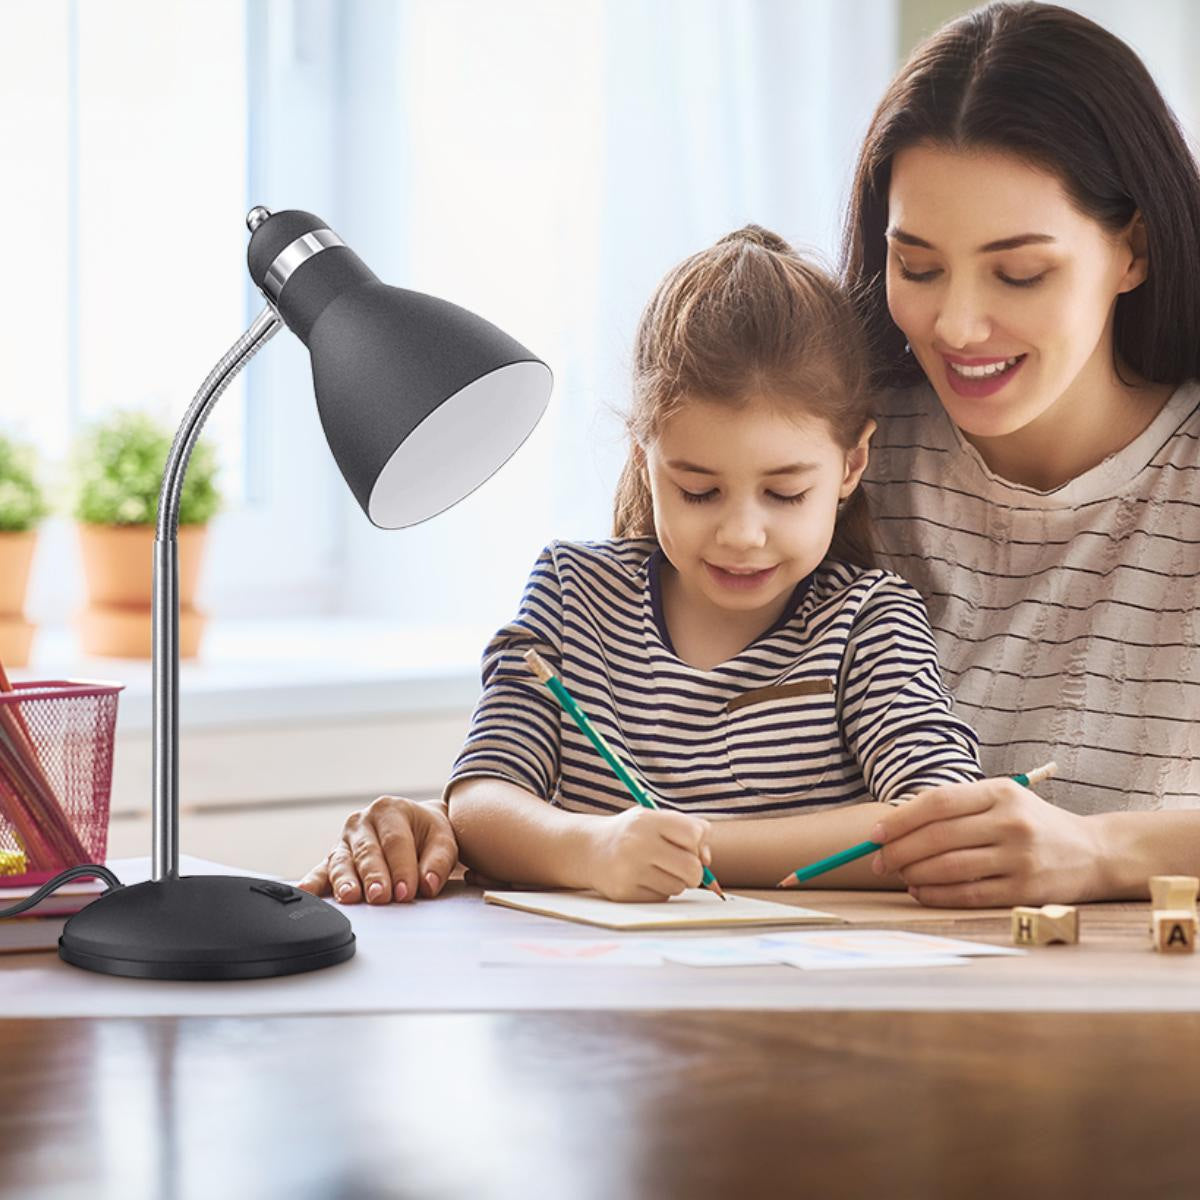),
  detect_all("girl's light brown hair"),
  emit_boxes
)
[612,225,876,569]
